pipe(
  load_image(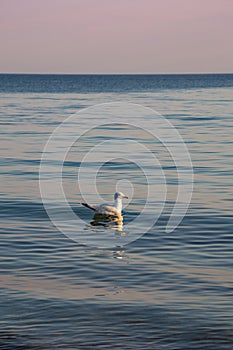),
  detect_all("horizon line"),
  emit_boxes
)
[1,72,233,76]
